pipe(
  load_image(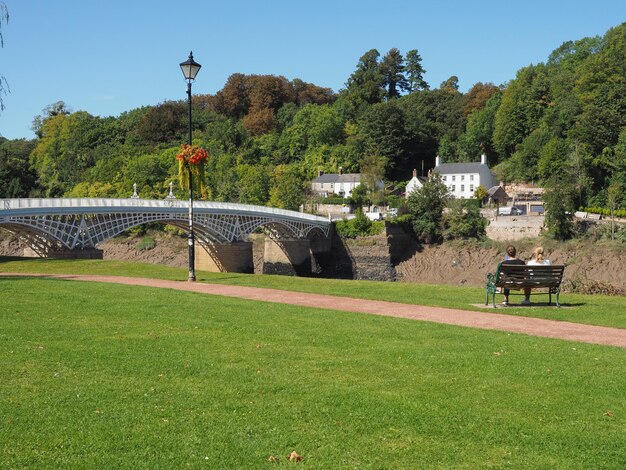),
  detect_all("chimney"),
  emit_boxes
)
[318,169,323,177]
[412,168,417,178]
[435,155,441,167]
[339,166,343,175]
[481,153,487,165]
